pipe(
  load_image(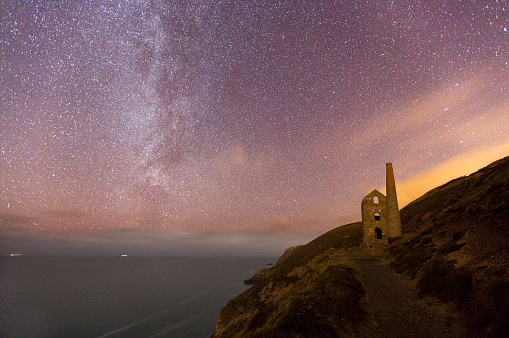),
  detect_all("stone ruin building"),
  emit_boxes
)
[361,163,402,255]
